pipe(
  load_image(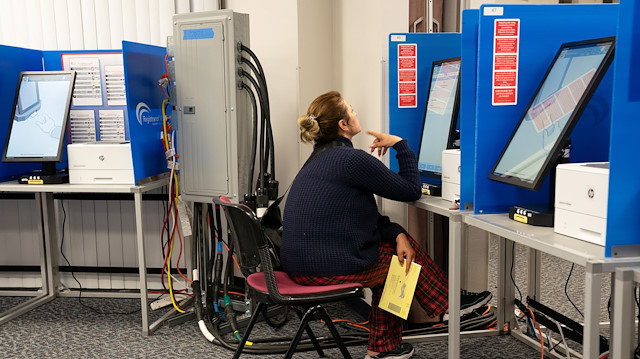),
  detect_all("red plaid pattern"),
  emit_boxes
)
[291,232,448,352]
